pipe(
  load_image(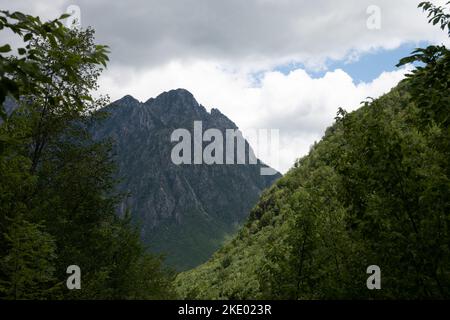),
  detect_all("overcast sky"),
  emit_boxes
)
[1,0,449,172]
